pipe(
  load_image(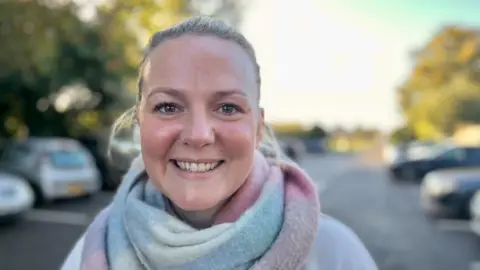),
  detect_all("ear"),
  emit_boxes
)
[256,108,265,148]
